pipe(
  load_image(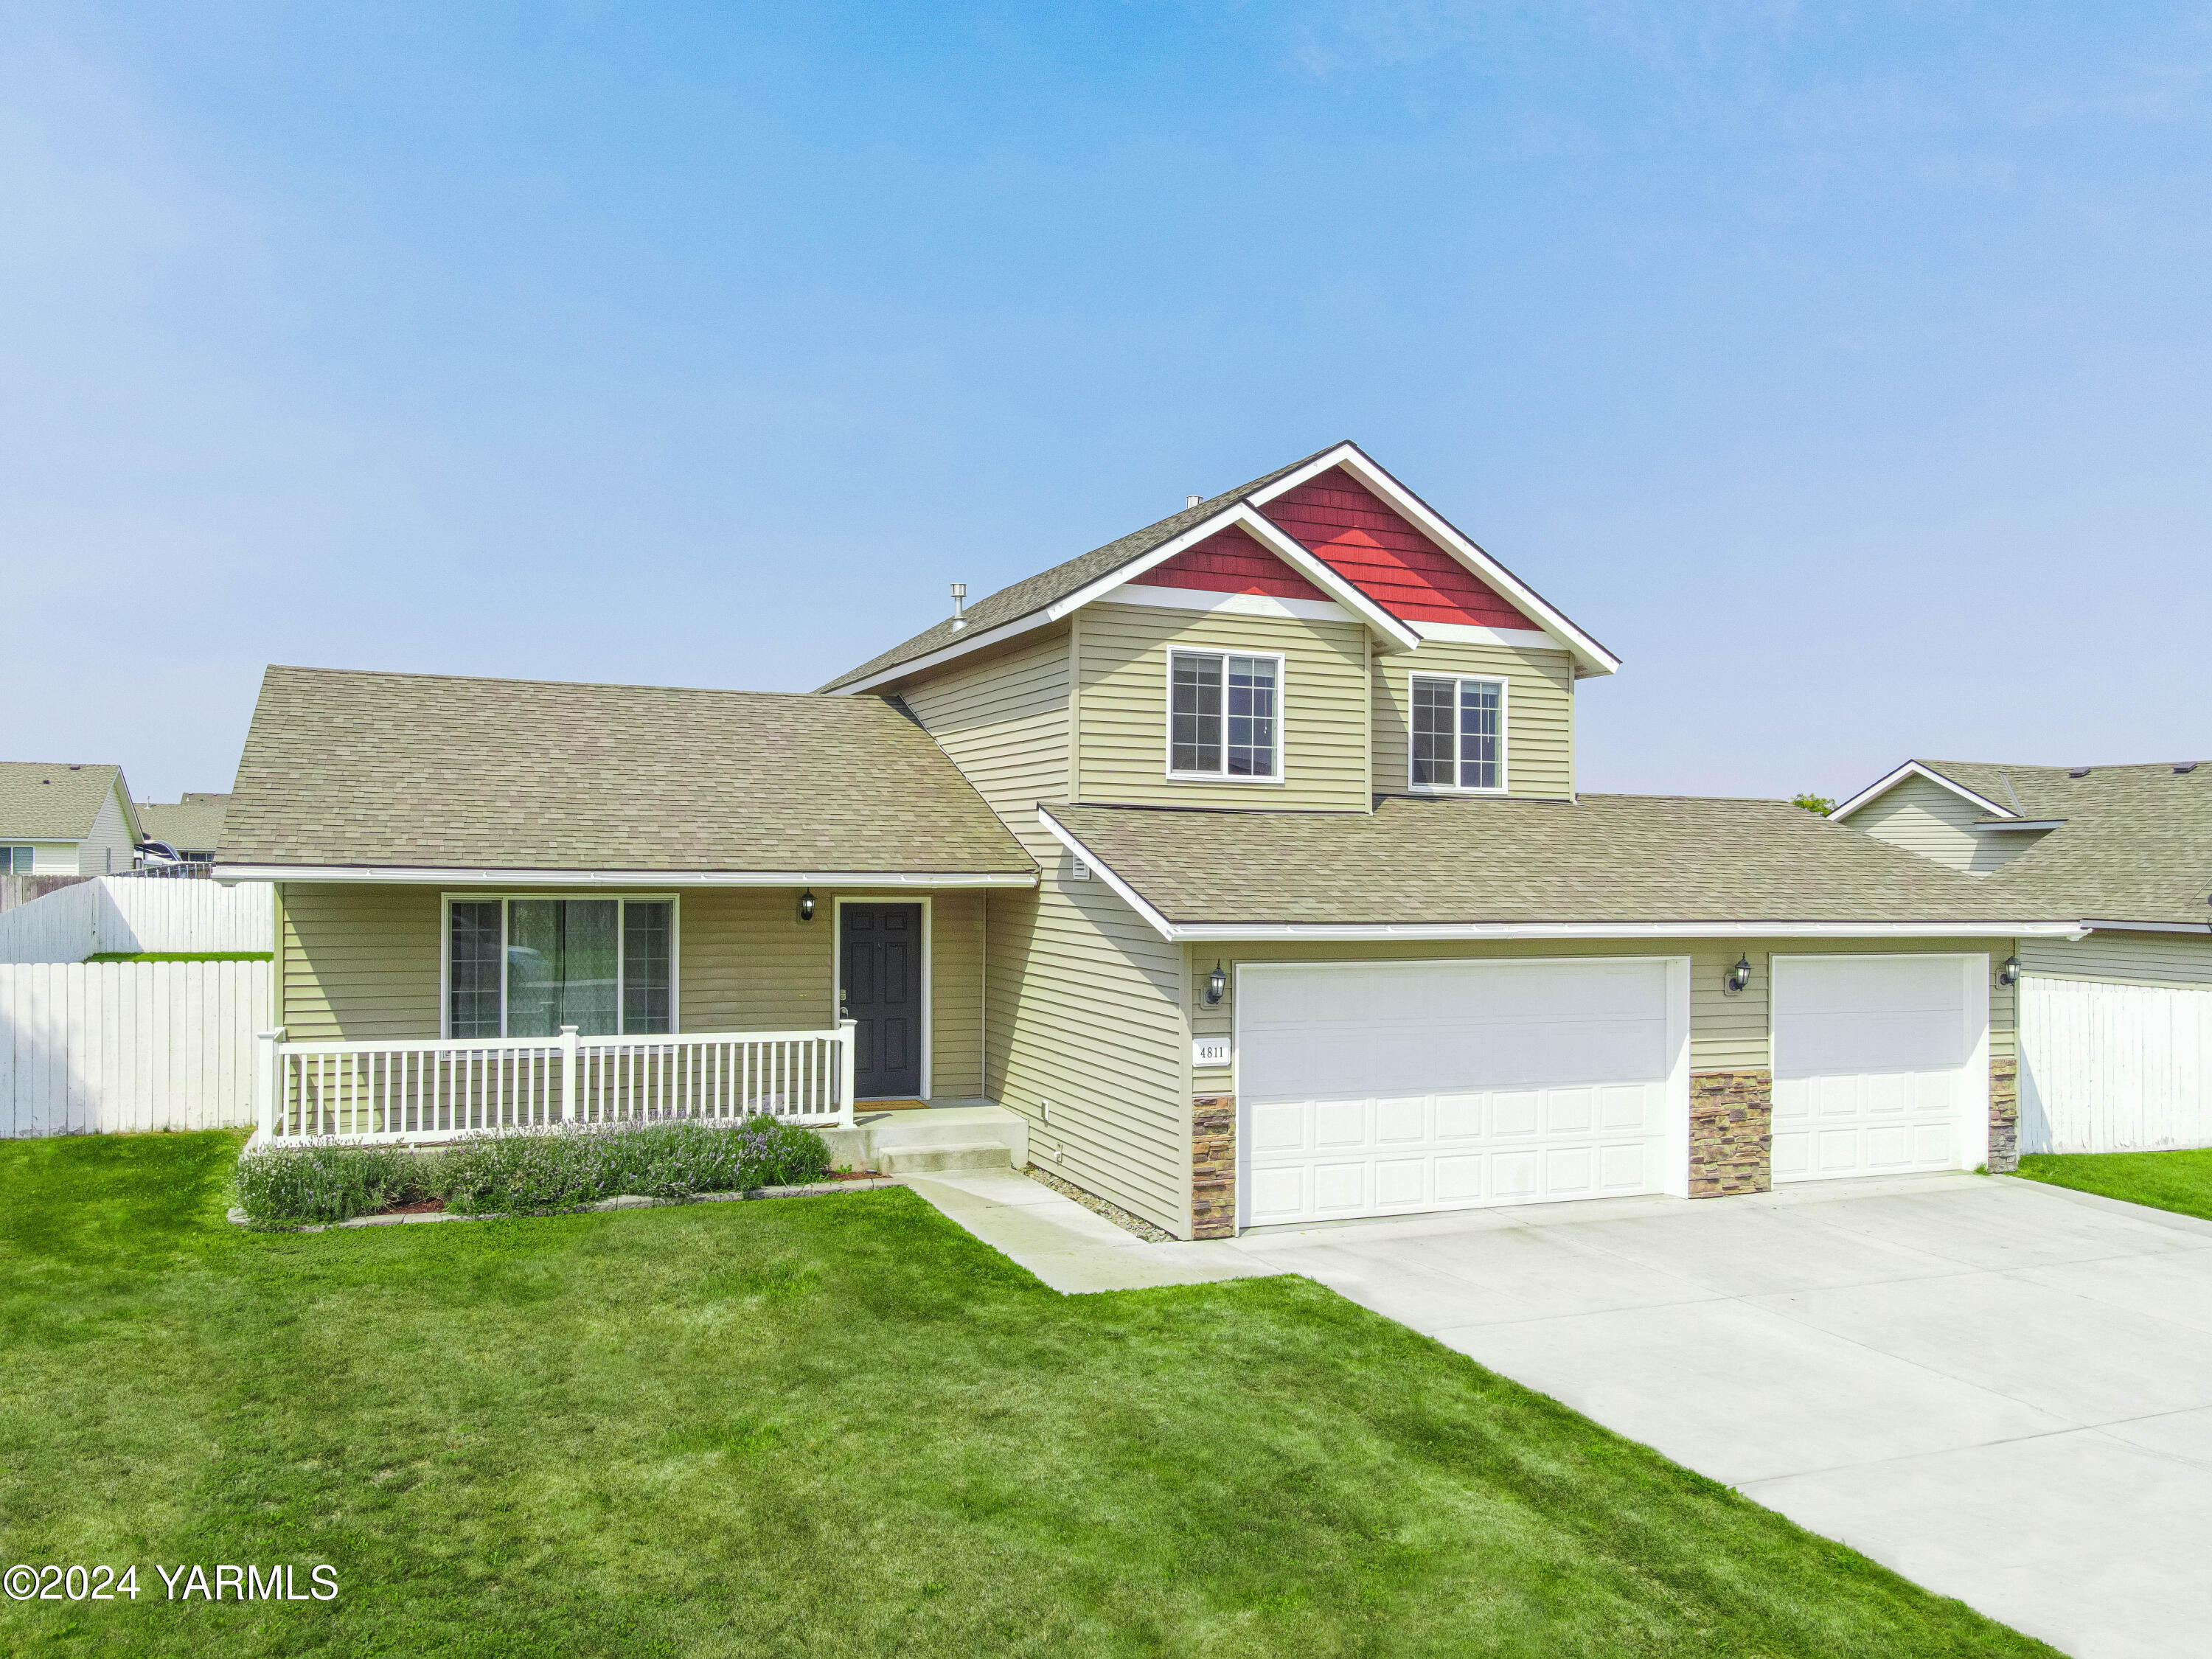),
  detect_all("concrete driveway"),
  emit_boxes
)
[1218,1173,2212,1659]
